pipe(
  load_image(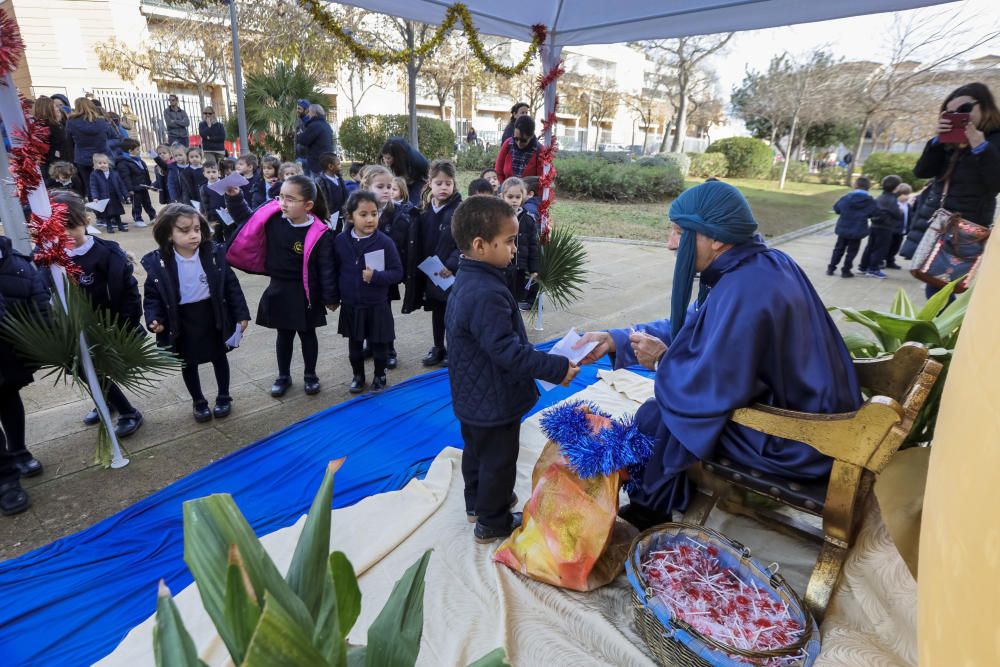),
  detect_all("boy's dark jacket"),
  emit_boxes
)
[833,190,881,239]
[874,192,904,233]
[0,235,51,389]
[514,208,539,272]
[115,153,152,193]
[68,237,142,330]
[88,168,129,205]
[445,258,568,427]
[140,242,250,348]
